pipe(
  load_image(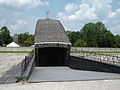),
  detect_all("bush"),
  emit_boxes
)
[74,39,87,47]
